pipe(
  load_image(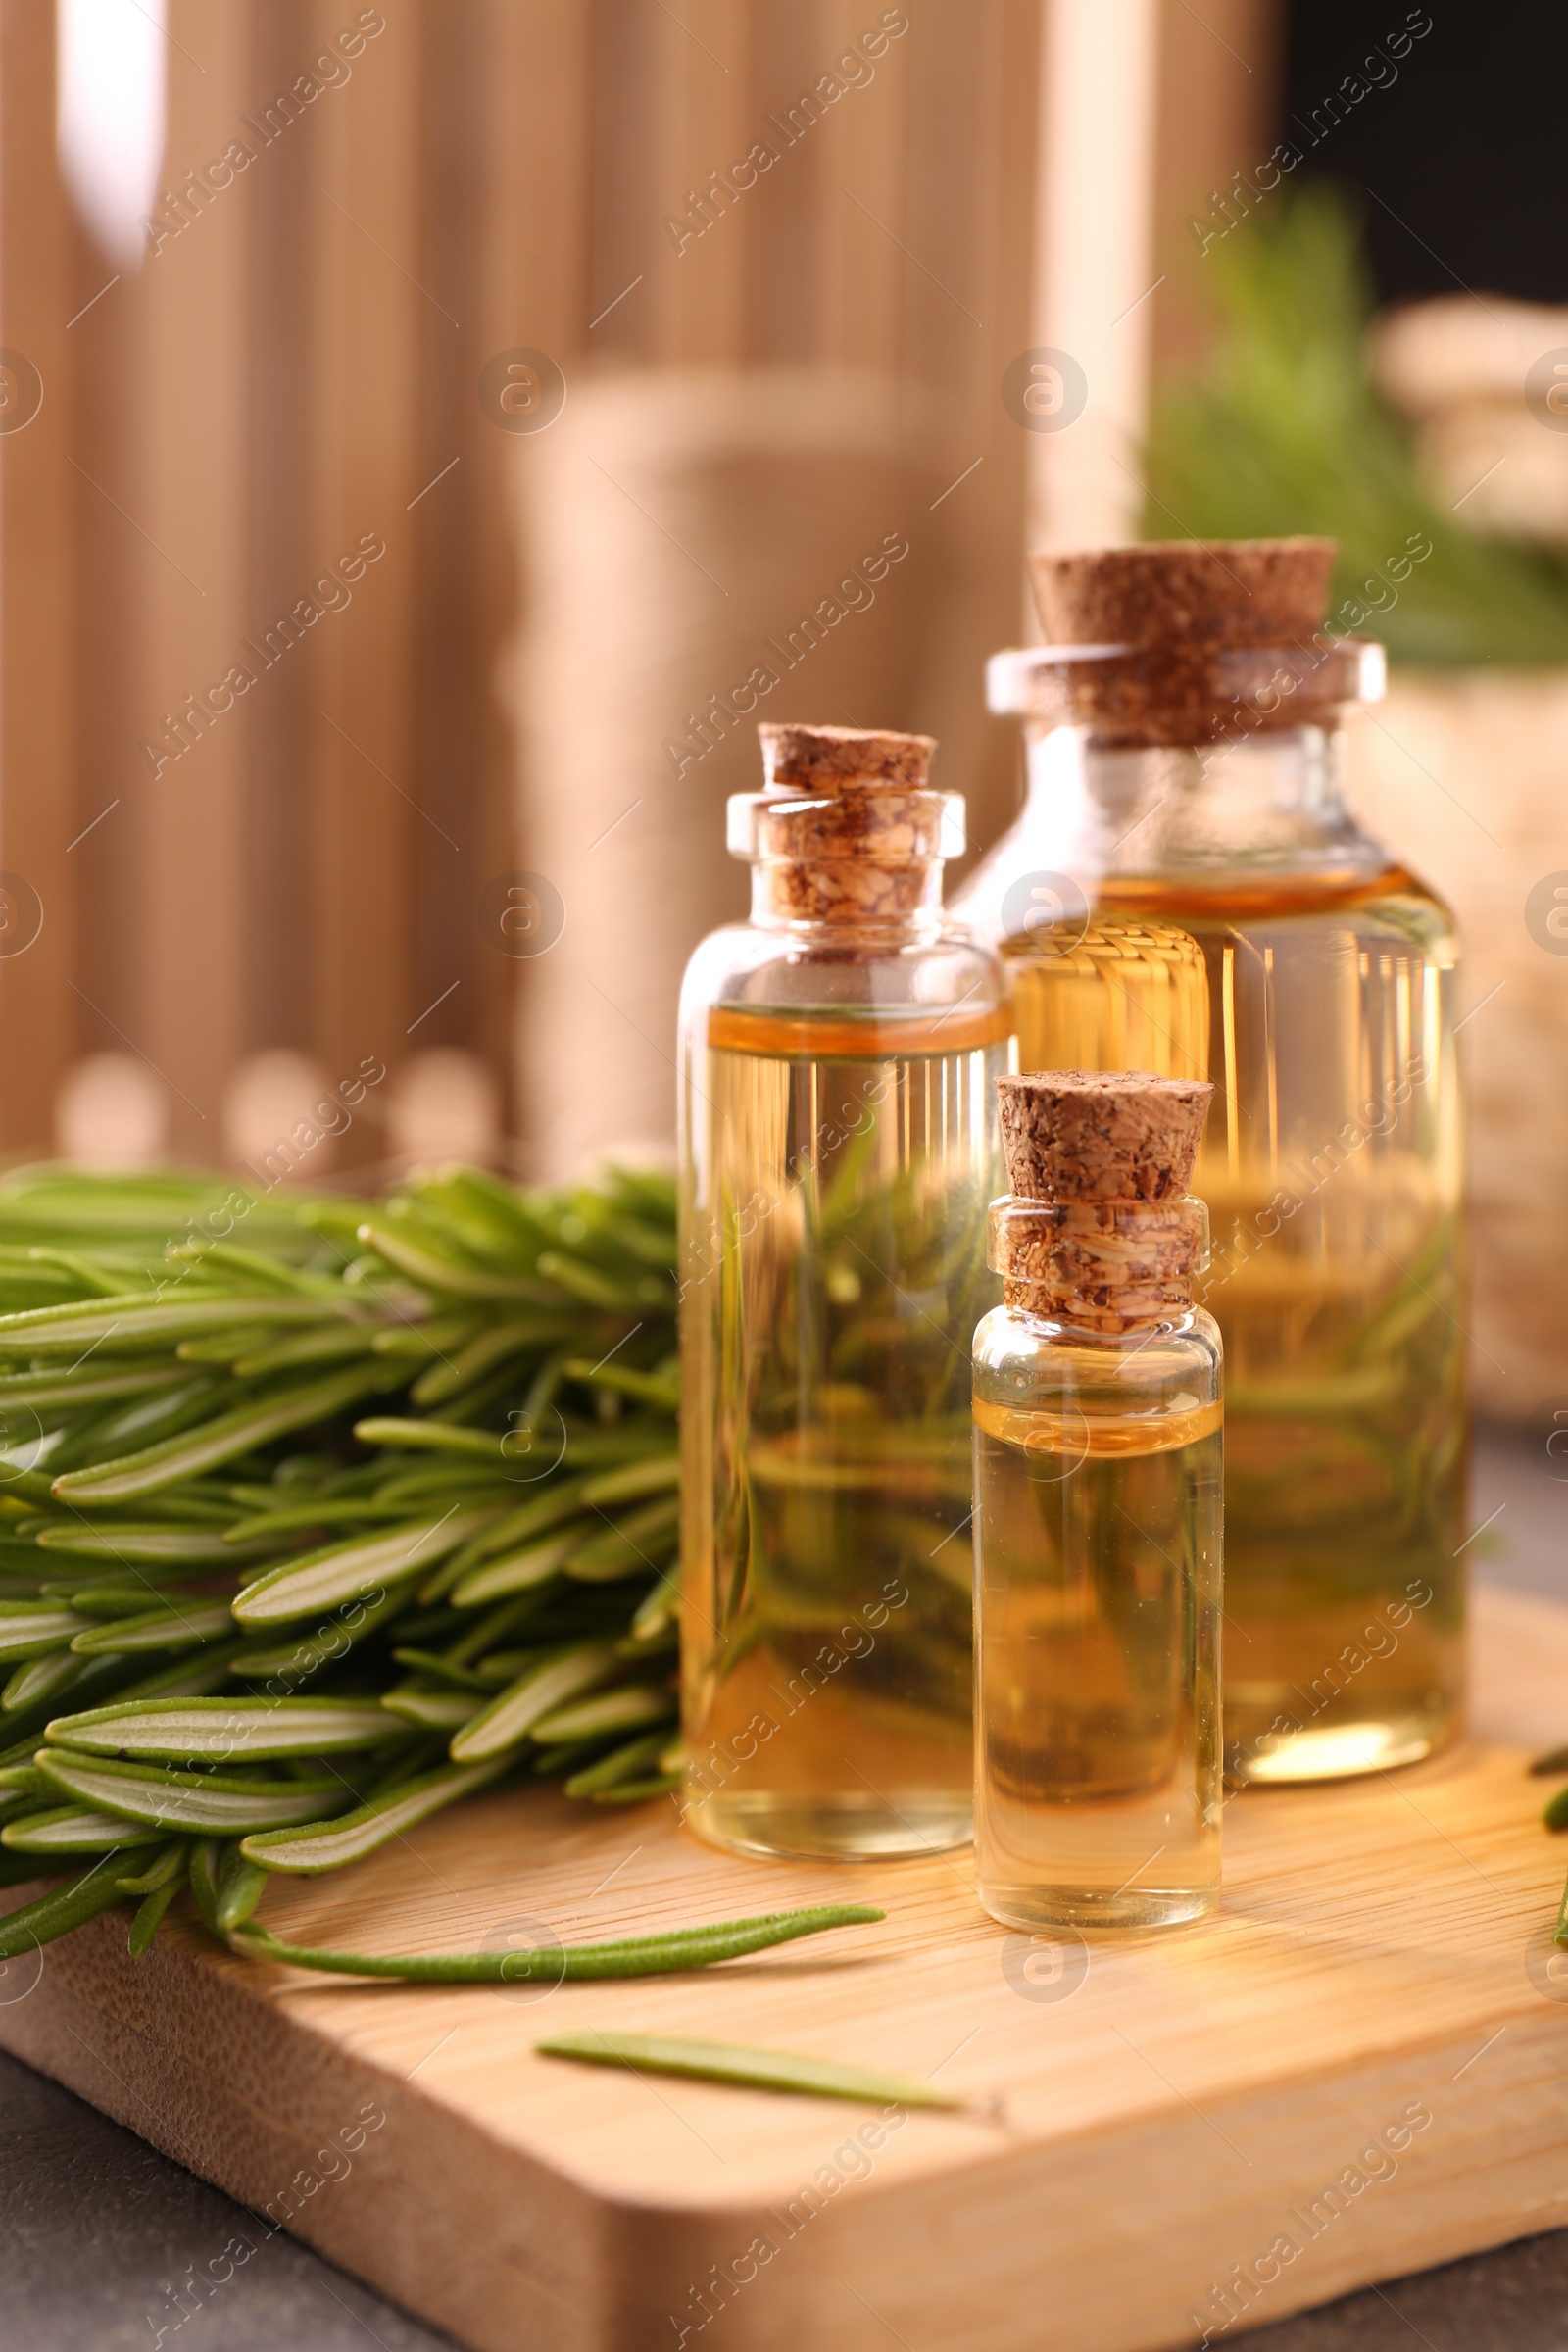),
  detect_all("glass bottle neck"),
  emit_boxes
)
[1001,1290,1196,1338]
[1013,721,1392,890]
